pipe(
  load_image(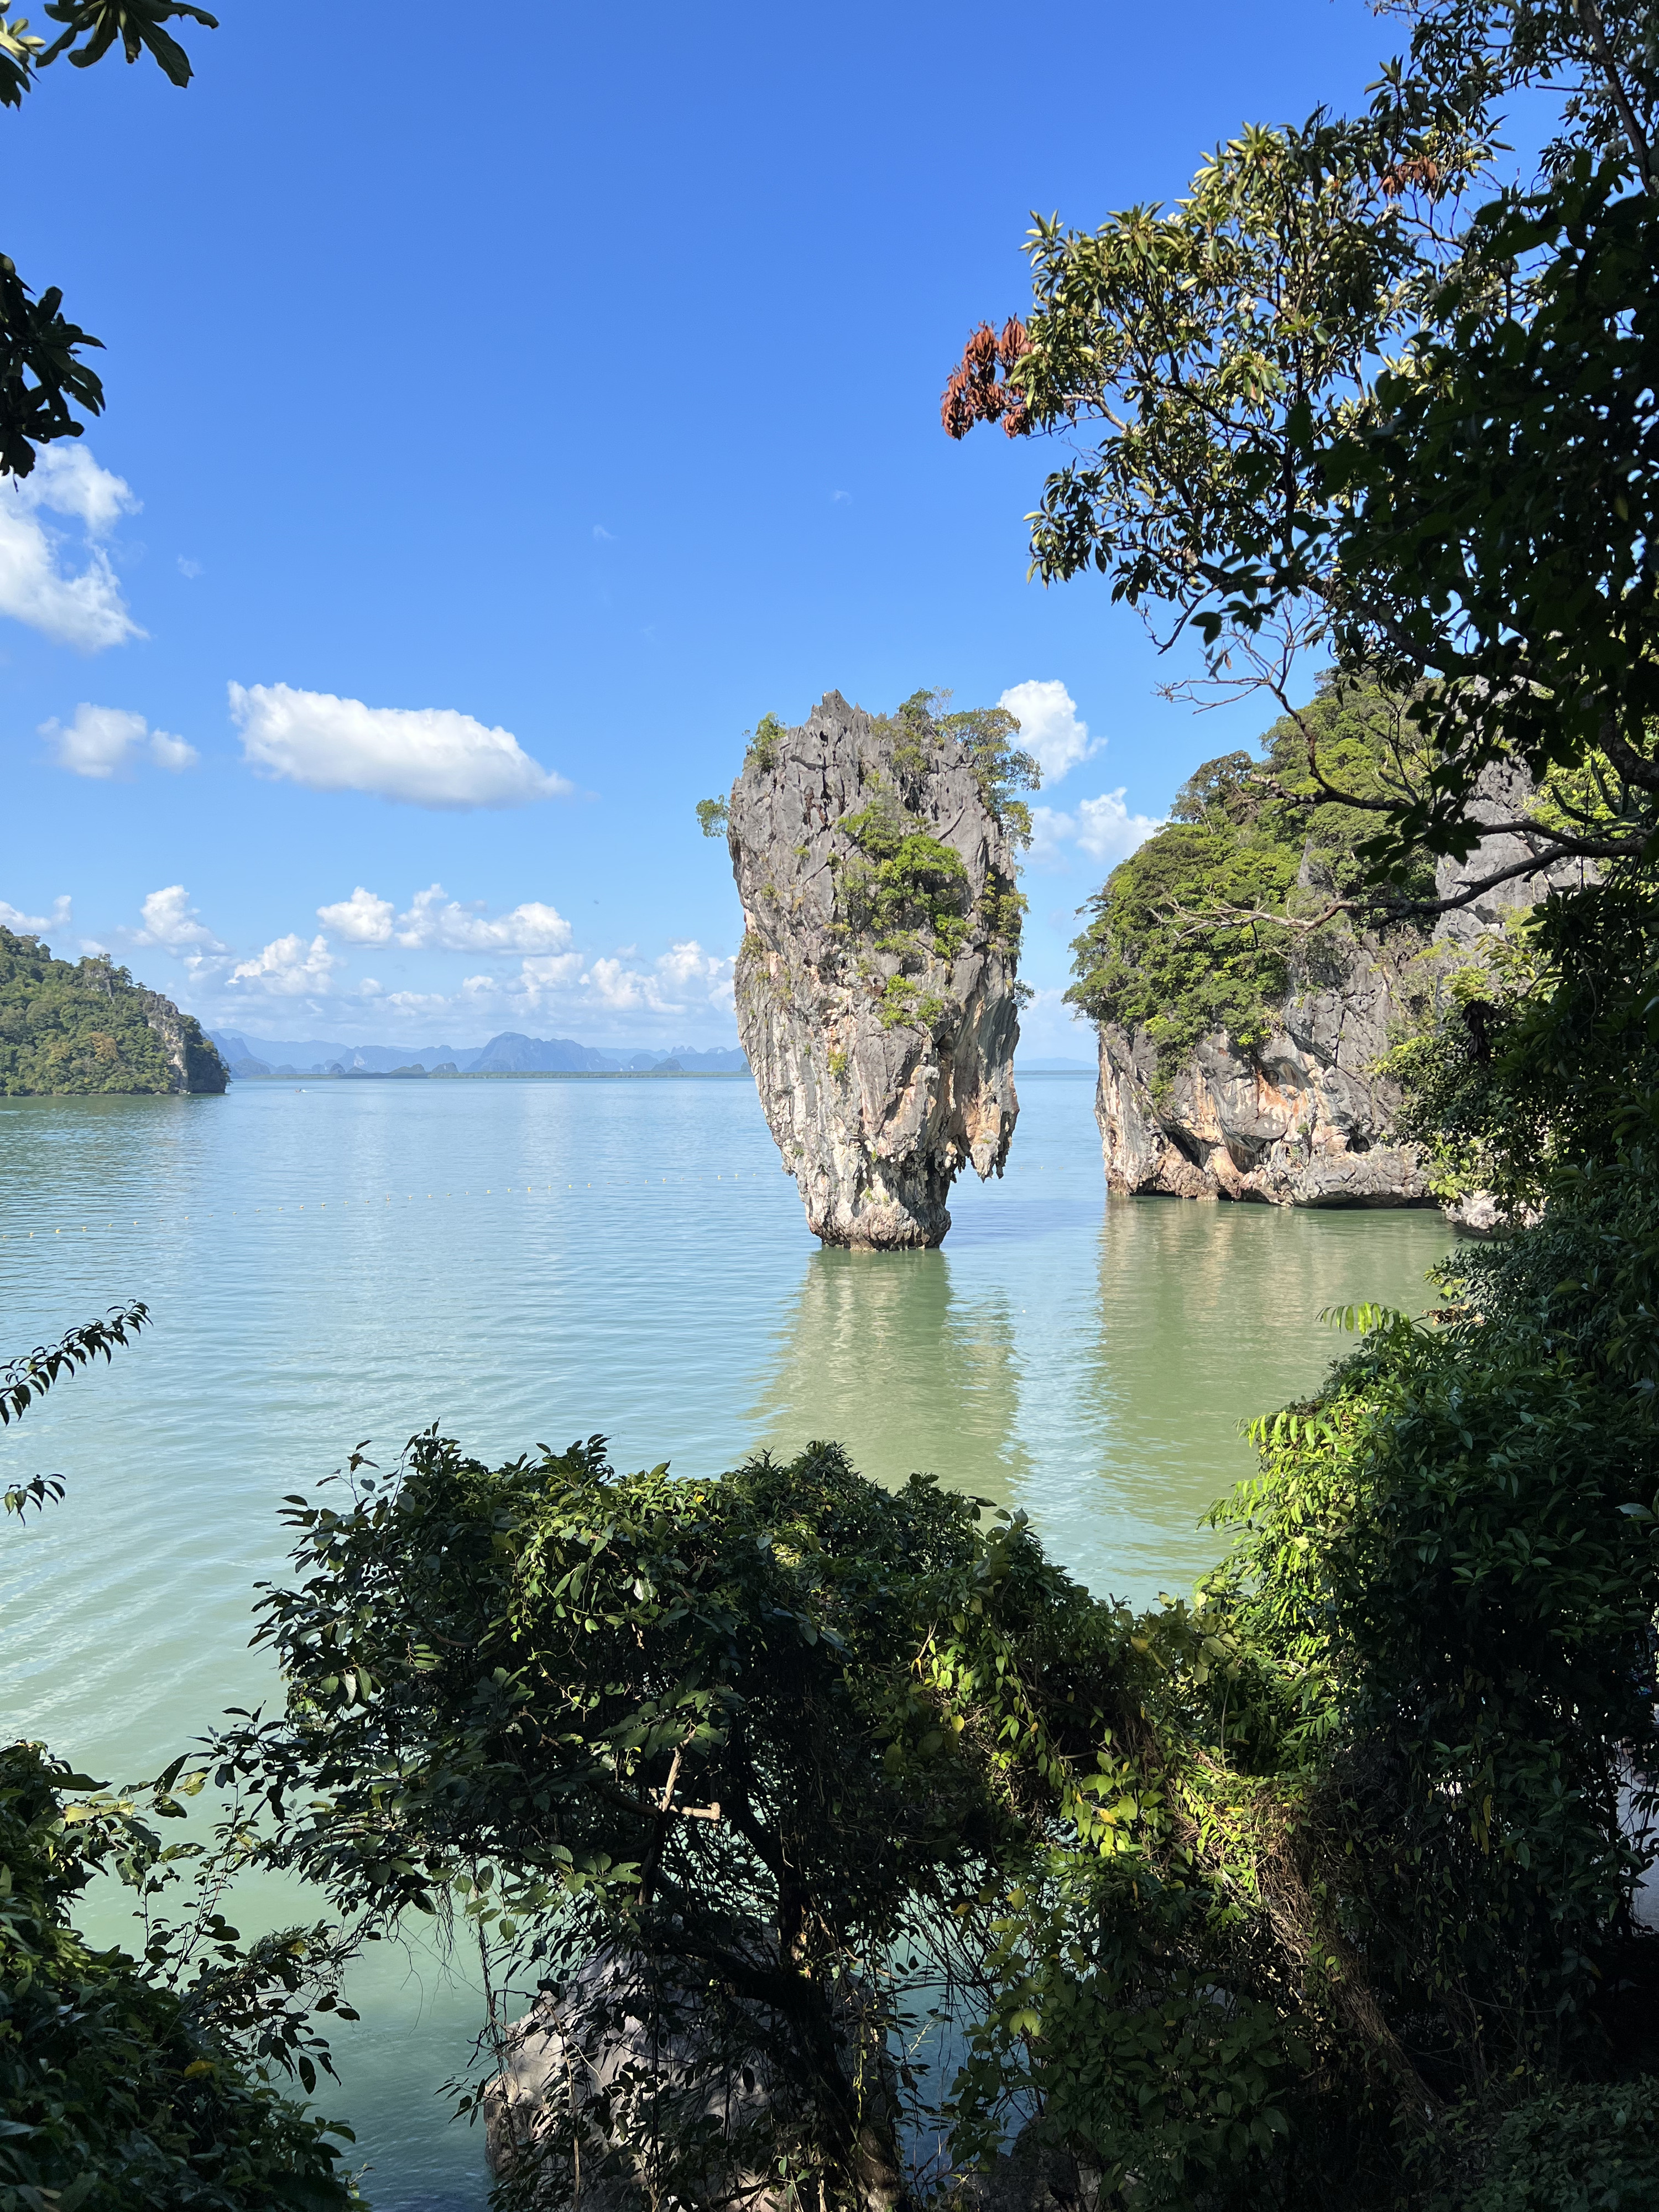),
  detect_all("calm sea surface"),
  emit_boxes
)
[0,1072,1454,2208]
